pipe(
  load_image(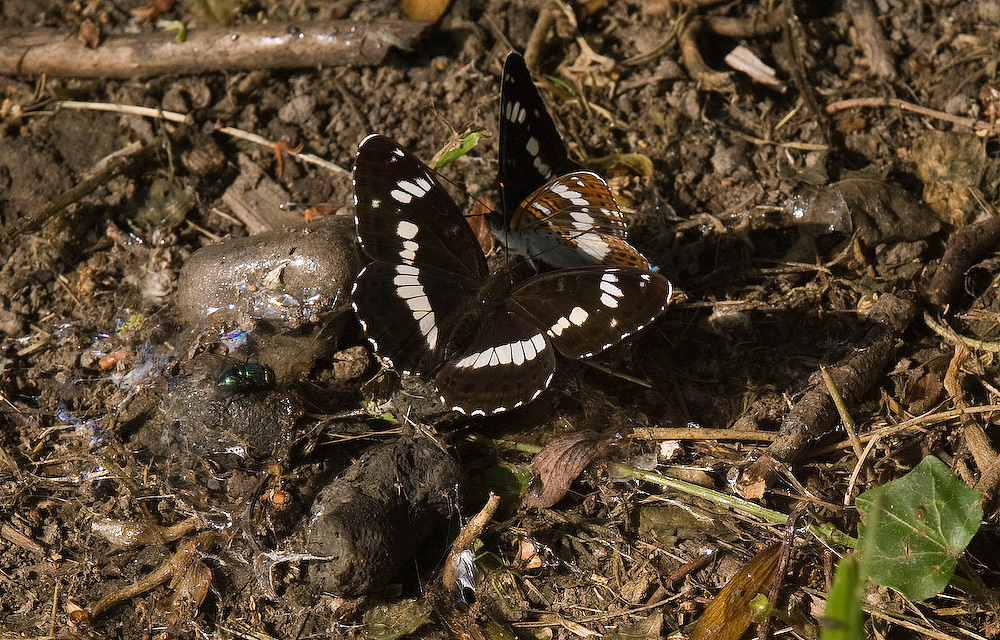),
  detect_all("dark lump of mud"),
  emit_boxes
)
[297,435,462,597]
